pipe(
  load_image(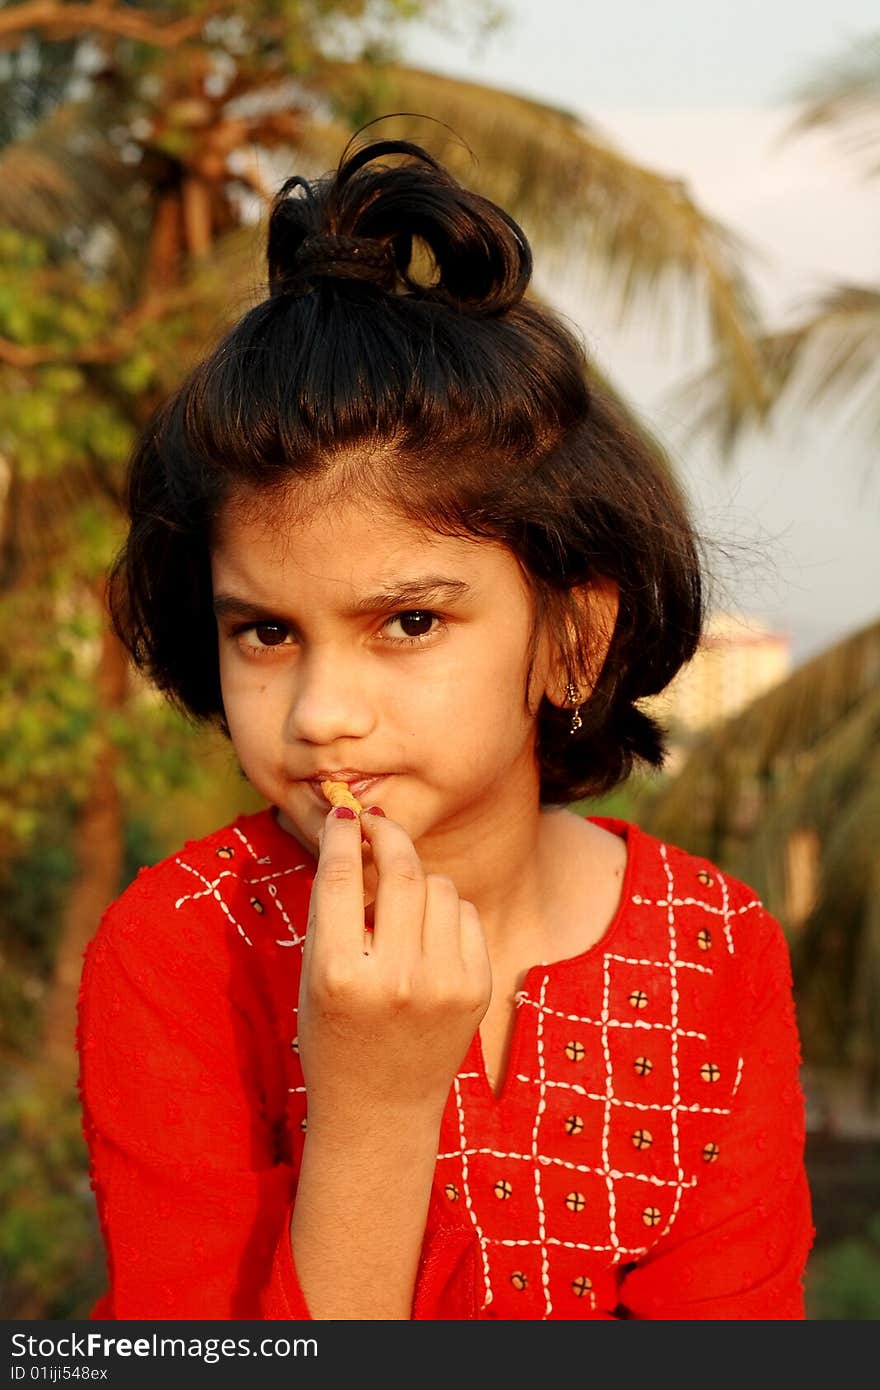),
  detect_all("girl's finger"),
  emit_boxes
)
[310,807,366,952]
[420,873,464,958]
[360,809,426,960]
[458,898,492,1008]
